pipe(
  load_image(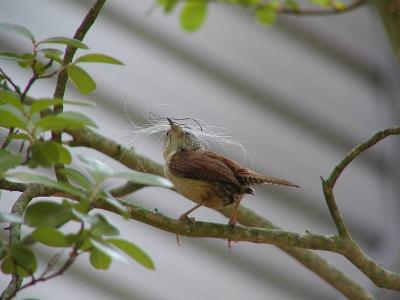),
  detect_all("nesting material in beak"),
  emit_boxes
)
[167,118,179,131]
